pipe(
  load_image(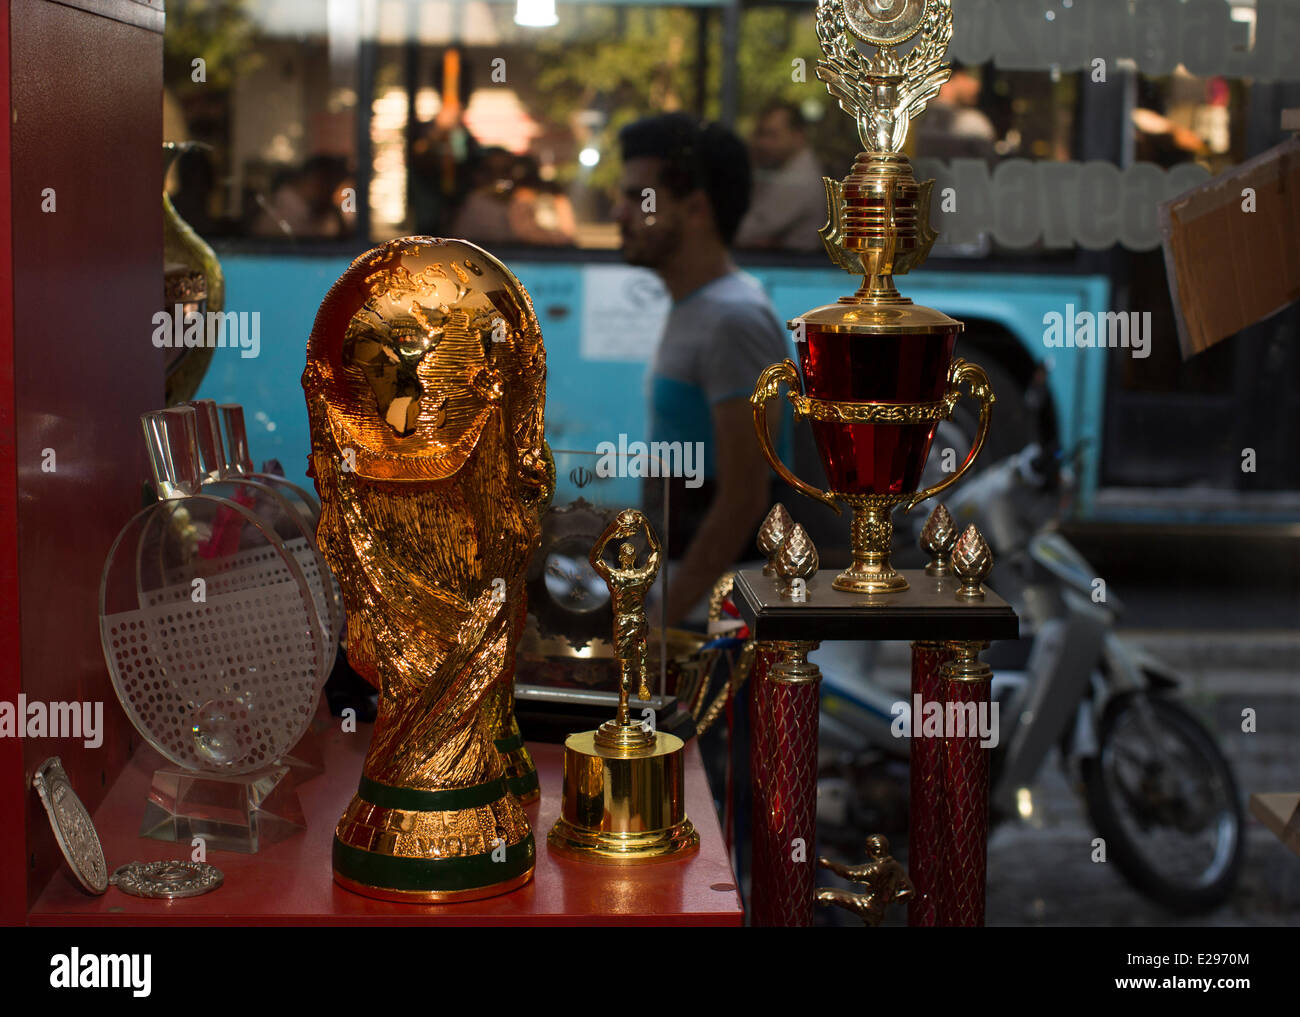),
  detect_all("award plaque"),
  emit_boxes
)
[32,757,109,895]
[98,407,328,852]
[750,0,995,594]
